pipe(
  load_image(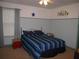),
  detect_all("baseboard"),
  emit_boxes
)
[4,44,12,48]
[66,46,76,50]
